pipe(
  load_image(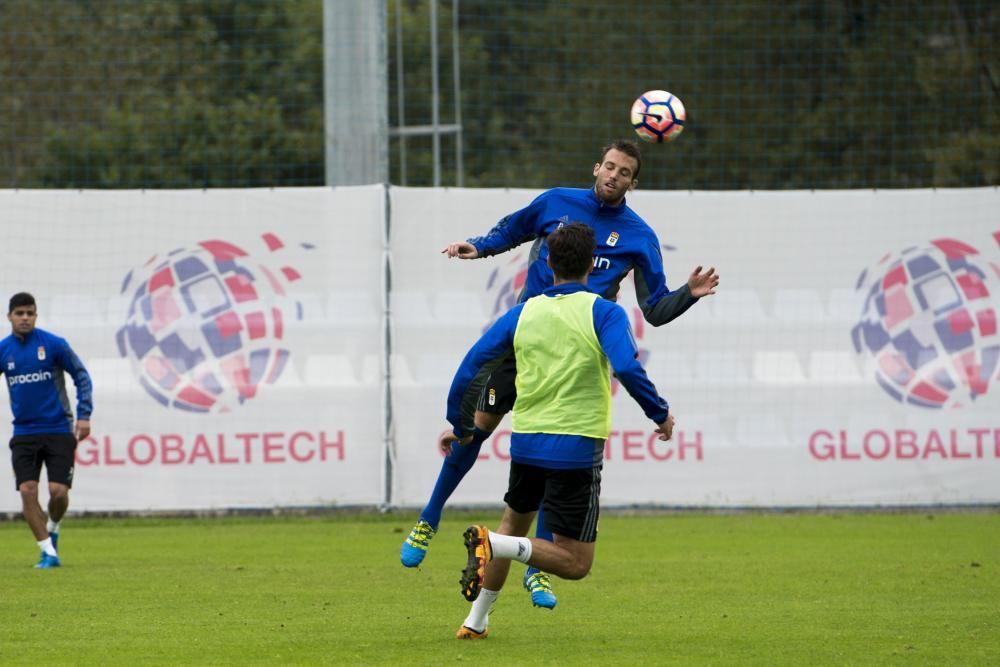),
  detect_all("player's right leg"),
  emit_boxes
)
[399,423,494,567]
[400,356,513,567]
[11,436,59,568]
[400,440,484,566]
[18,481,51,542]
[523,533,595,580]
